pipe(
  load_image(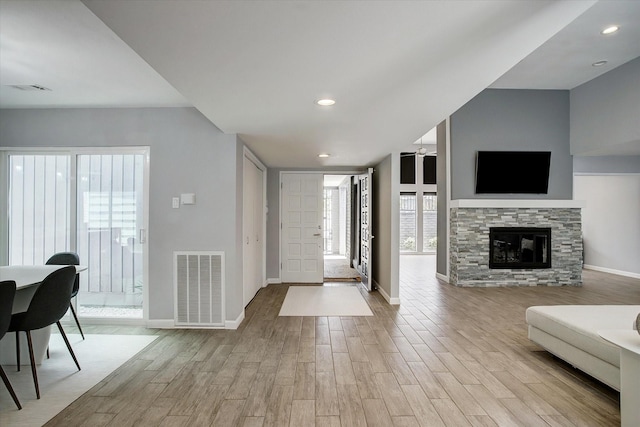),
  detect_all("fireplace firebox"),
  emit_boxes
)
[489,227,551,269]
